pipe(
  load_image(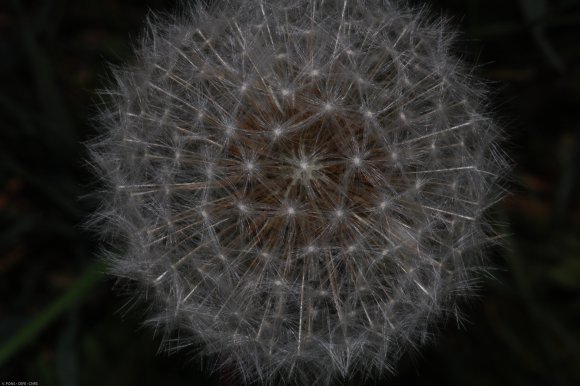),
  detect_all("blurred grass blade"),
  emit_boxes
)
[9,0,76,148]
[0,262,104,367]
[518,0,565,71]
